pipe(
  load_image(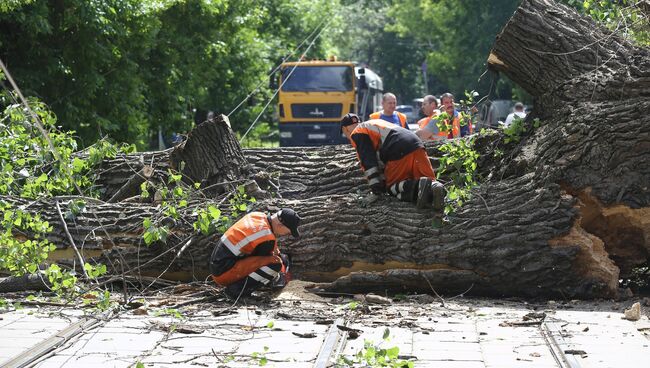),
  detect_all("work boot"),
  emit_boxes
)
[224,279,252,300]
[405,180,418,202]
[391,180,417,202]
[416,177,433,209]
[431,180,446,212]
